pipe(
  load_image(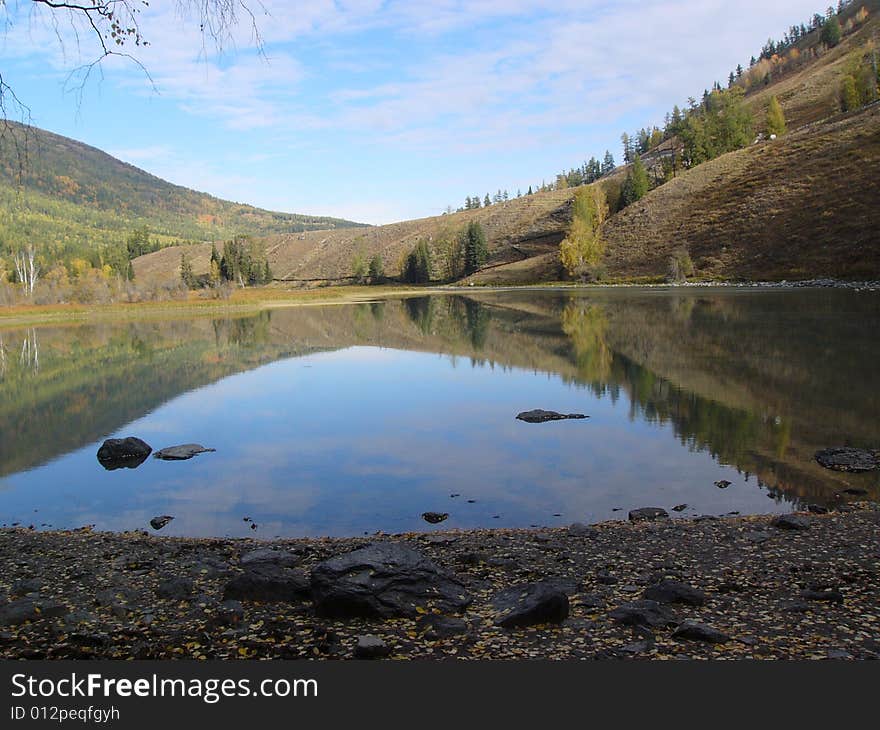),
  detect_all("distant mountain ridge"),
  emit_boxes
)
[0,121,365,261]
